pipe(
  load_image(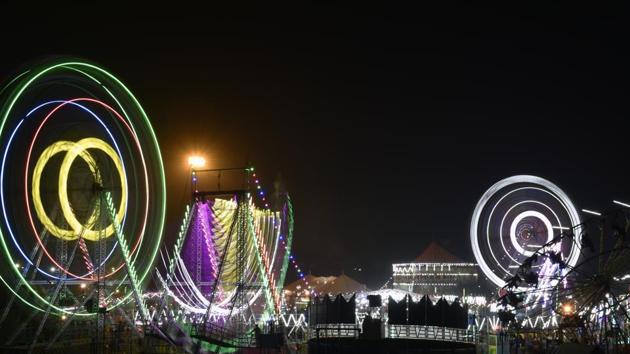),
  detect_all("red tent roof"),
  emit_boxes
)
[318,274,368,294]
[284,274,336,293]
[284,273,368,294]
[413,241,463,263]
